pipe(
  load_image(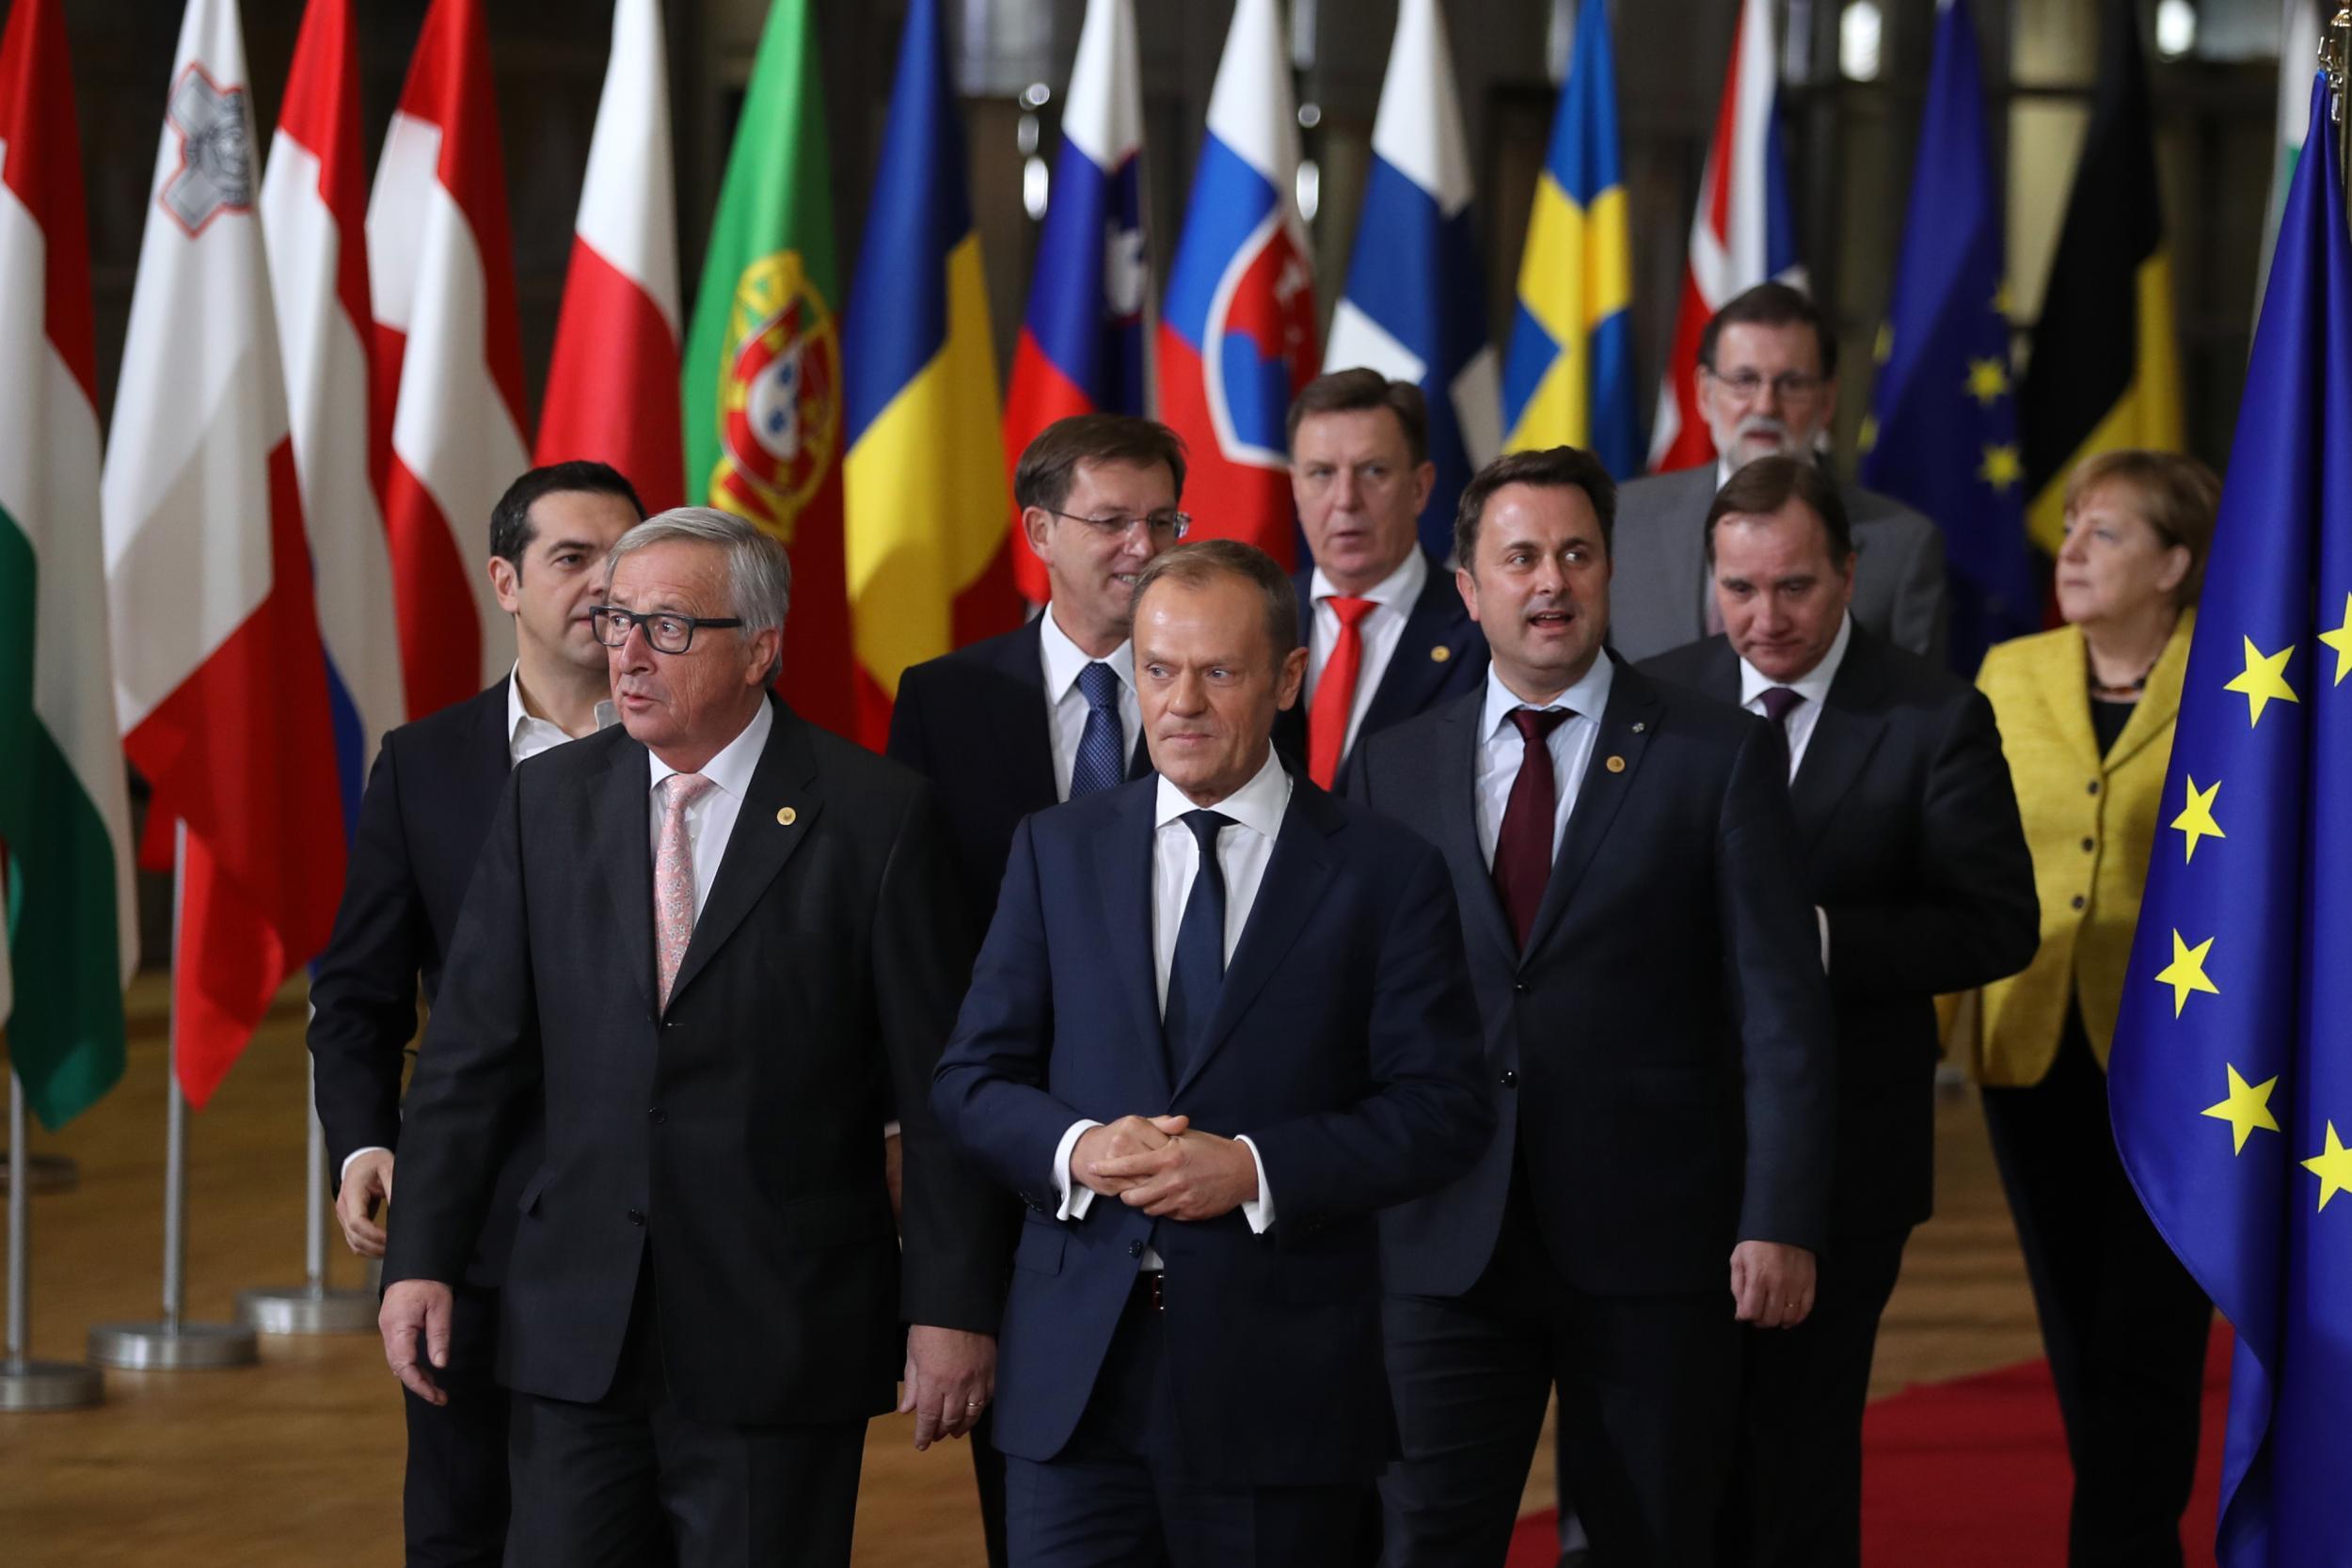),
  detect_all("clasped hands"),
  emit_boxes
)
[1071,1114,1258,1223]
